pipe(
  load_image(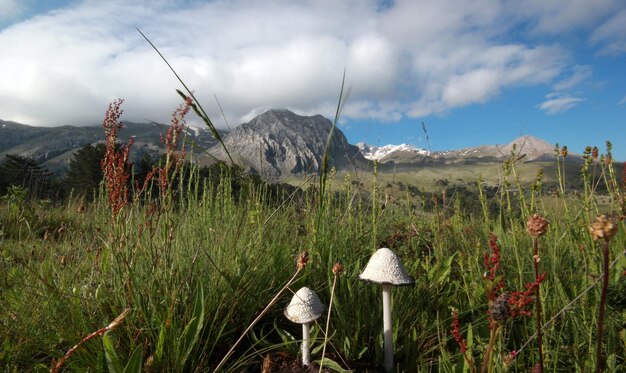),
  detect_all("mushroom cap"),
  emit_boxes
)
[358,247,415,285]
[284,287,324,324]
